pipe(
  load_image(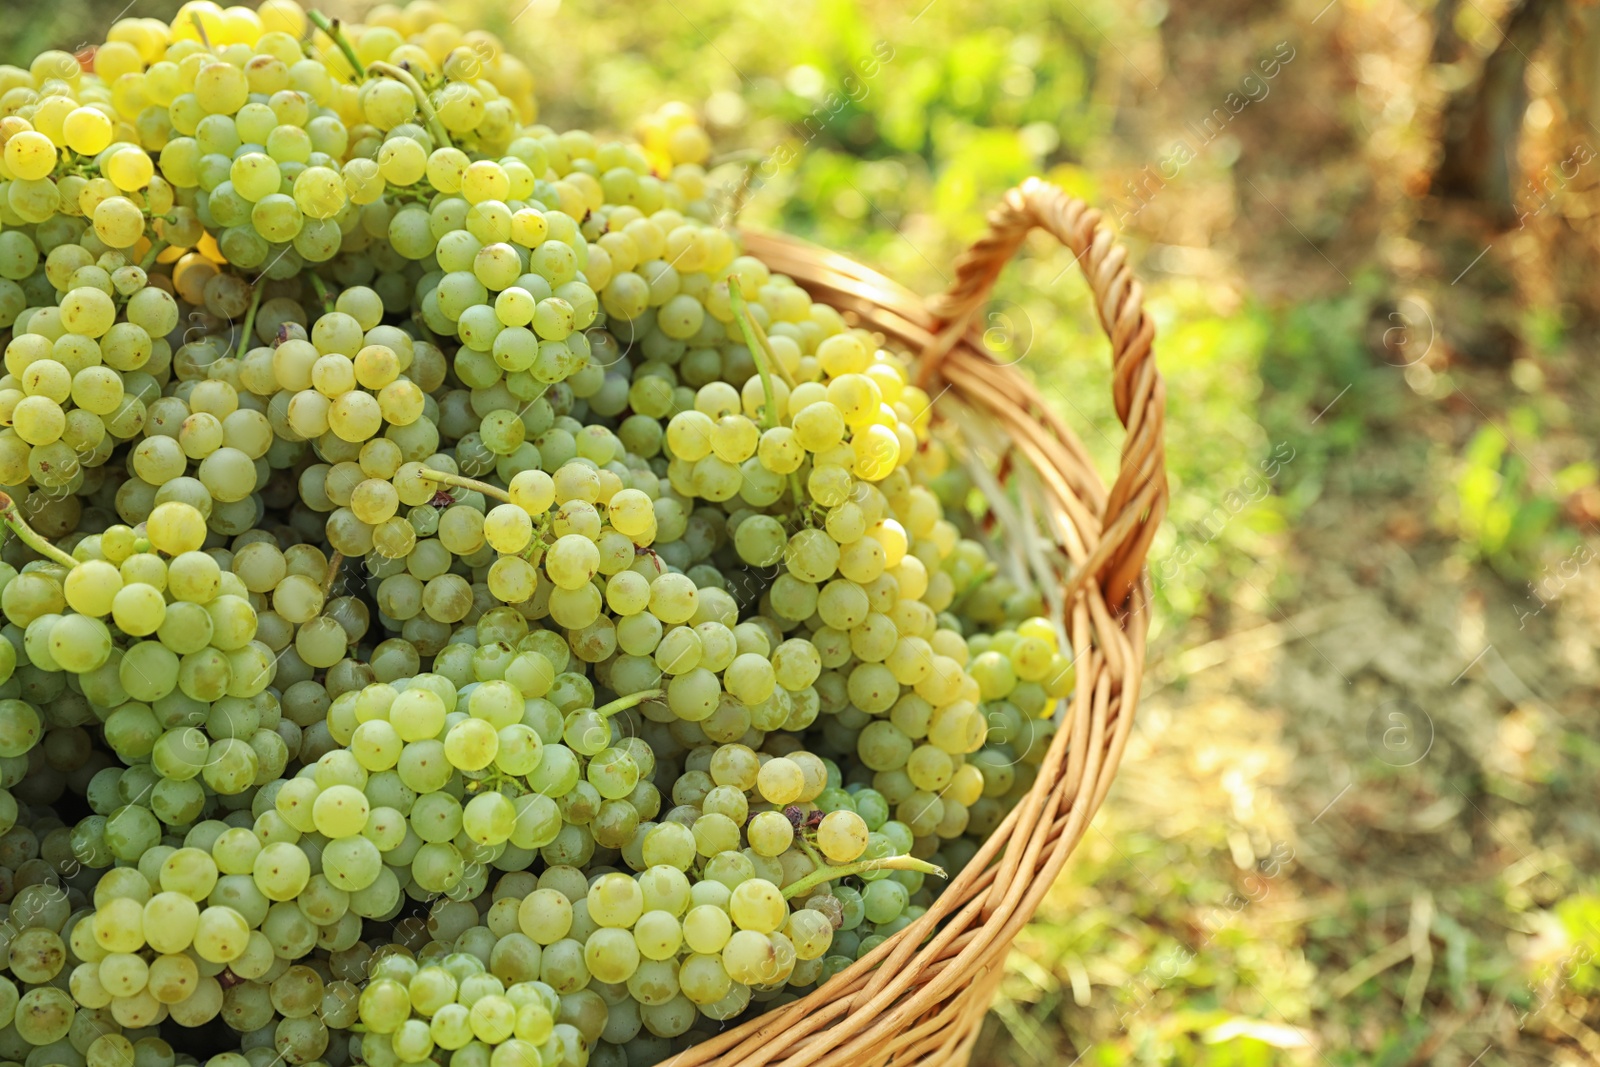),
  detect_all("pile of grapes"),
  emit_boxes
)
[0,4,1073,1067]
